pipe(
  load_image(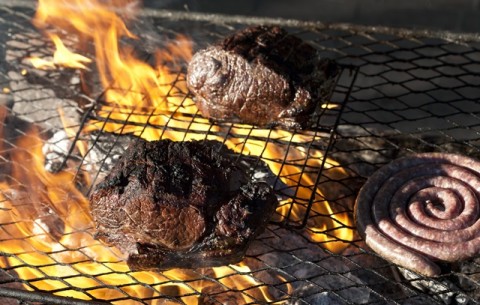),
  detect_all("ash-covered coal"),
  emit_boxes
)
[400,268,470,305]
[247,226,419,305]
[42,129,134,178]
